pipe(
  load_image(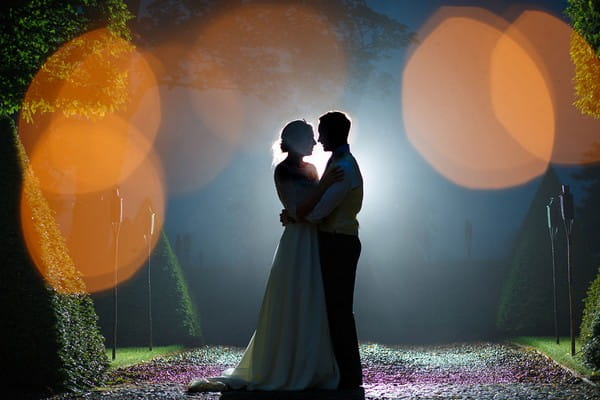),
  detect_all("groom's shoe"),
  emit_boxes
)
[188,378,229,392]
[337,387,365,400]
[338,380,363,390]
